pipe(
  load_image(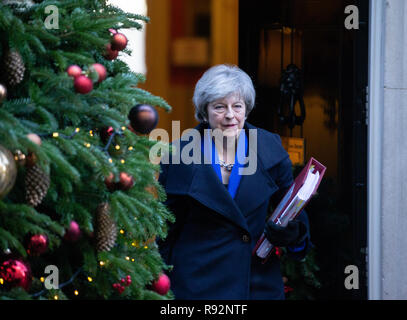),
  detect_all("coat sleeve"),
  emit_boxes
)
[156,162,189,266]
